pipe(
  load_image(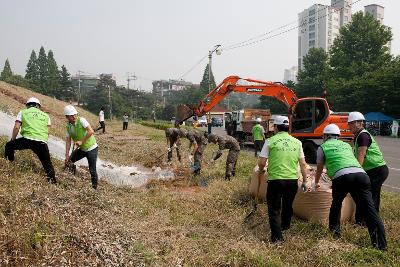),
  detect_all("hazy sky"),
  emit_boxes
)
[0,0,398,91]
